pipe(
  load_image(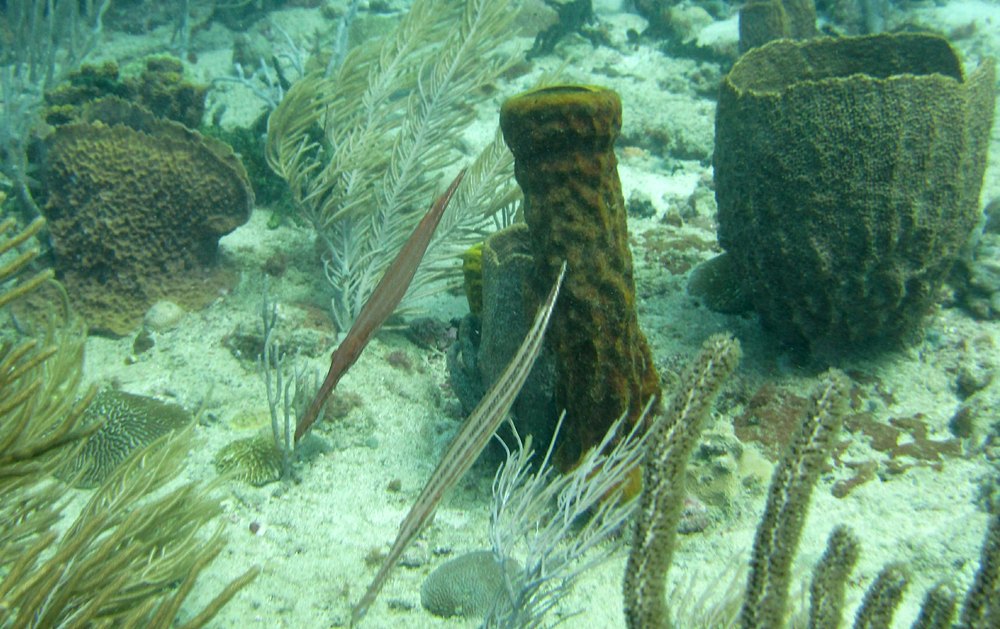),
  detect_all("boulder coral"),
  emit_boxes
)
[41,97,253,335]
[44,57,208,129]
